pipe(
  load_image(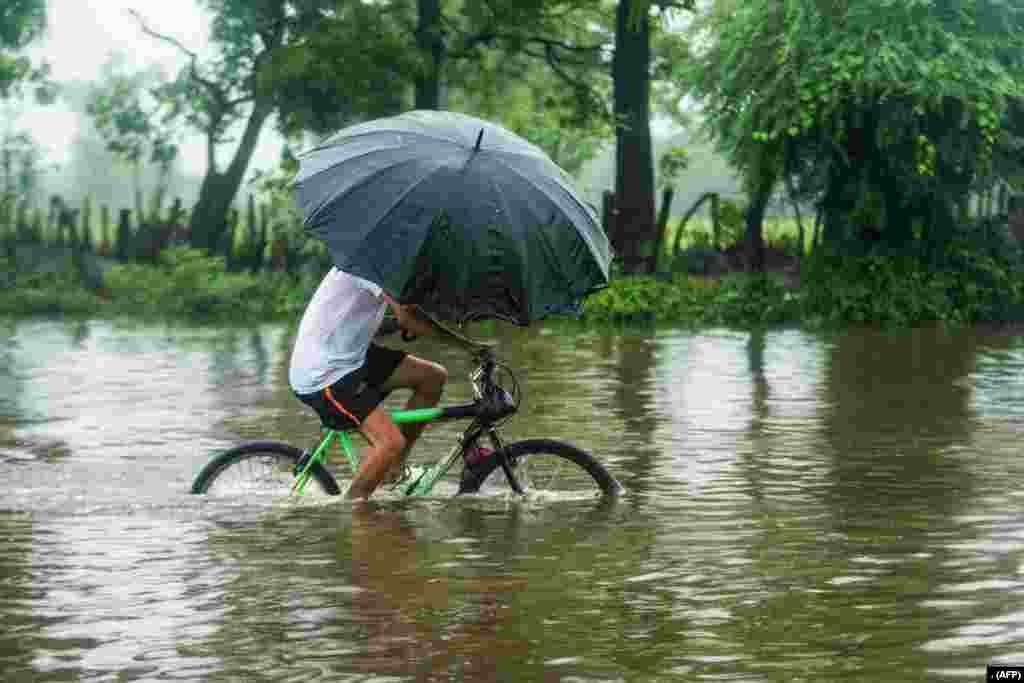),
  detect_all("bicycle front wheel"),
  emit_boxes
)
[459,439,623,497]
[191,441,341,497]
